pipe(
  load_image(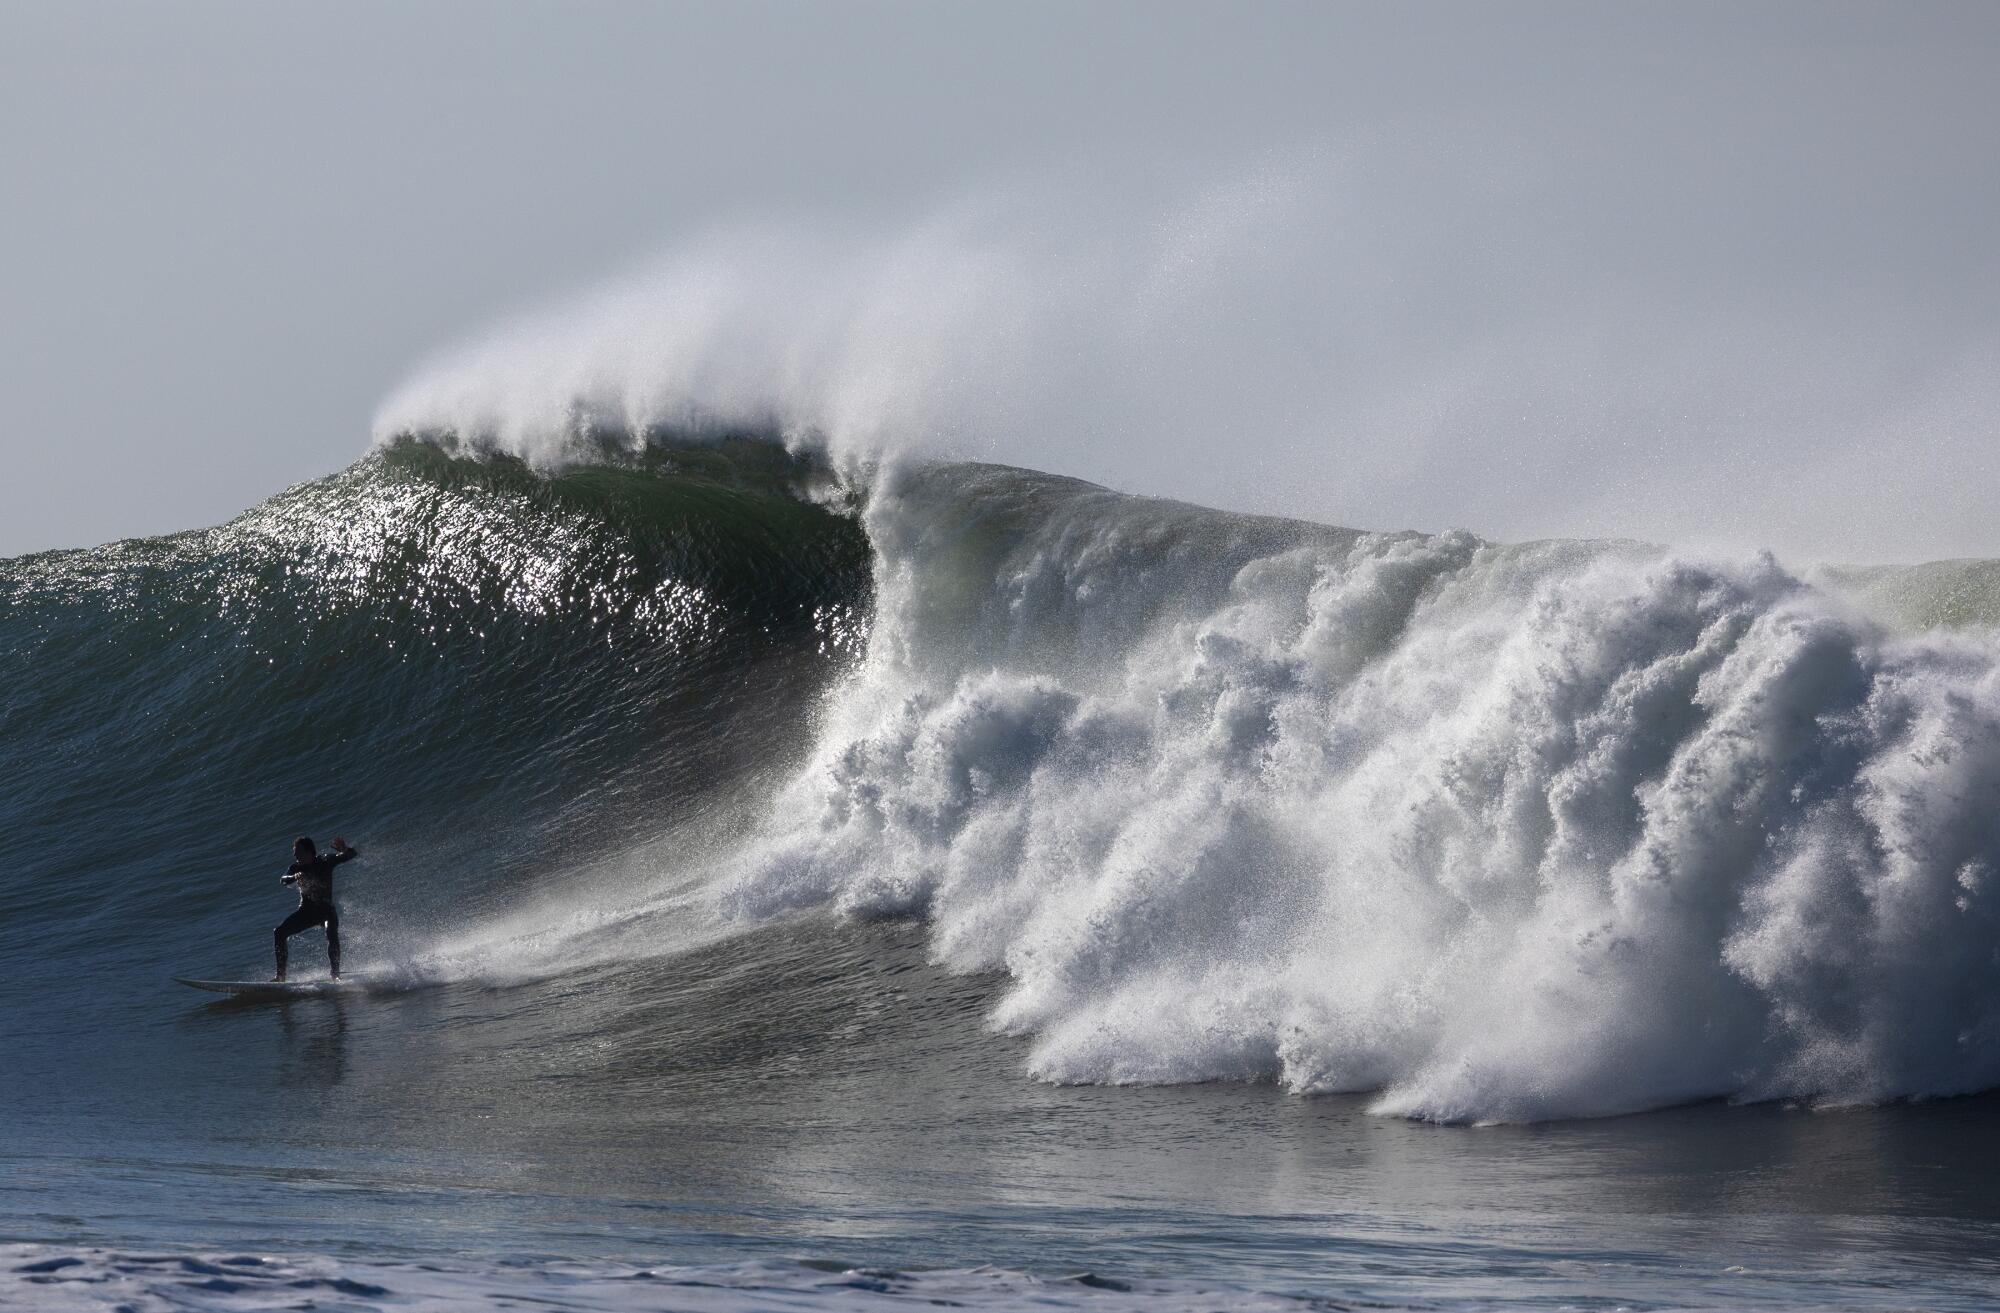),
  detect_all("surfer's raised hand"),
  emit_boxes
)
[332,836,349,852]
